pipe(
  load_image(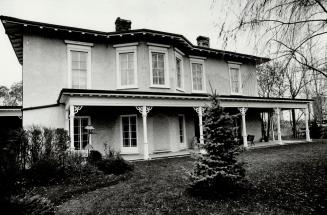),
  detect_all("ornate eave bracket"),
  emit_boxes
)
[136,106,153,117]
[74,106,83,115]
[193,106,205,116]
